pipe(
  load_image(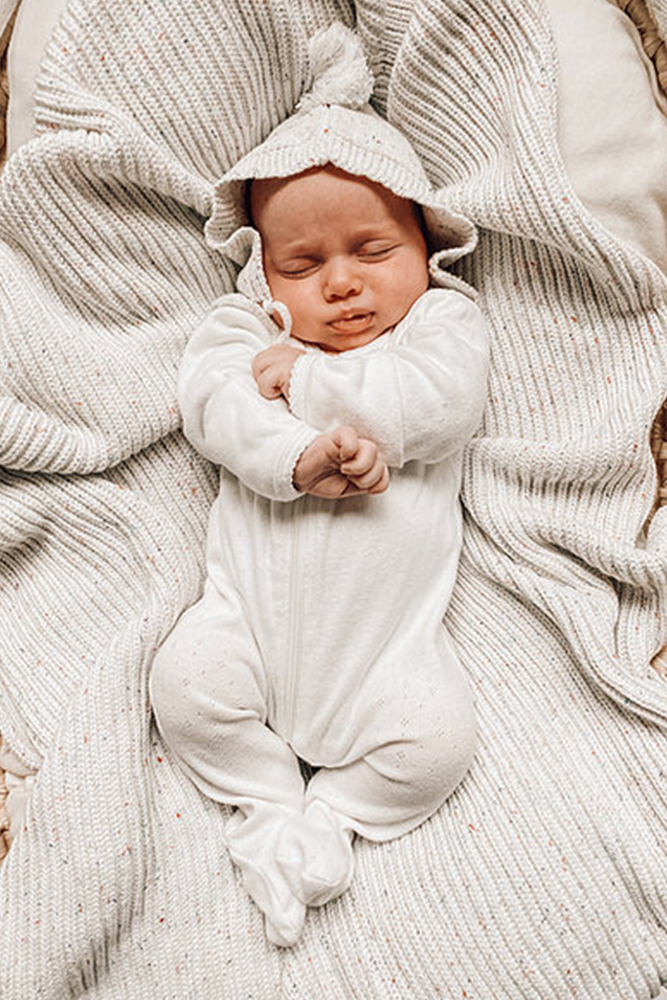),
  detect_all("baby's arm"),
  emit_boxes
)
[282,290,489,468]
[179,296,388,500]
[179,295,319,501]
